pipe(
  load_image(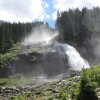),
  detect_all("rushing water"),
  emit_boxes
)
[53,43,90,71]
